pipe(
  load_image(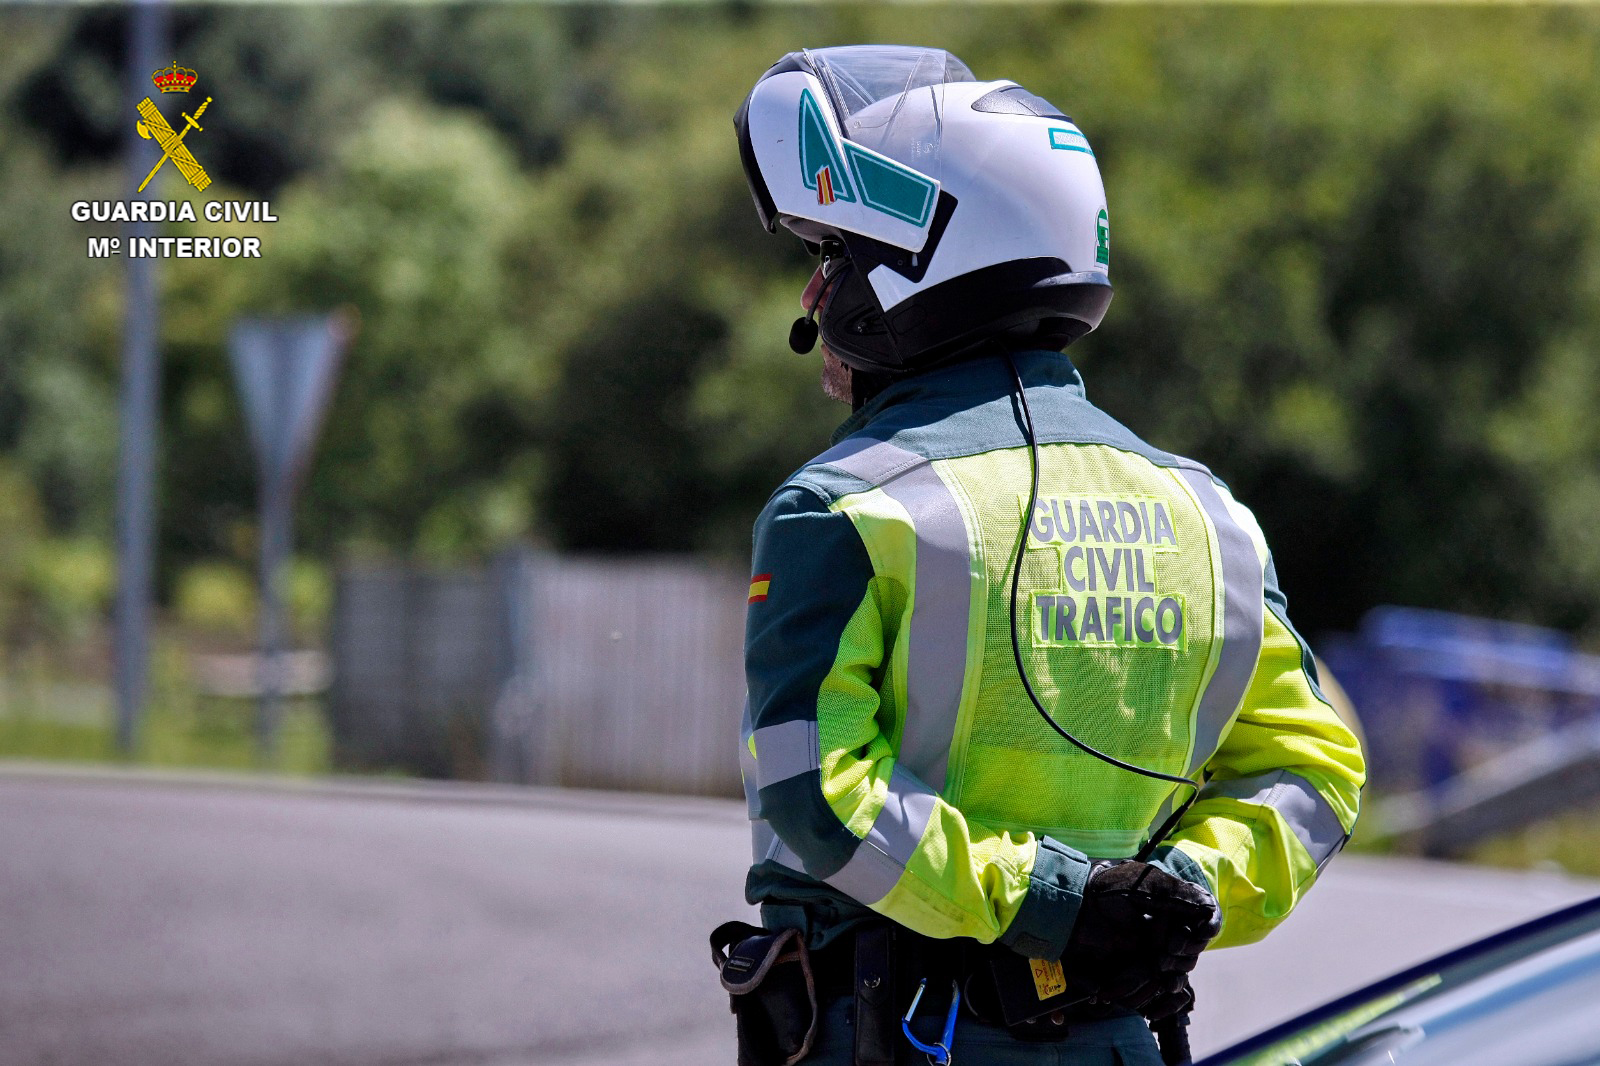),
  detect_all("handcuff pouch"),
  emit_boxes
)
[711,921,819,1066]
